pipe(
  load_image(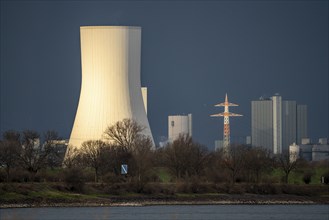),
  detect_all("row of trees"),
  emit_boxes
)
[0,130,60,181]
[1,119,328,186]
